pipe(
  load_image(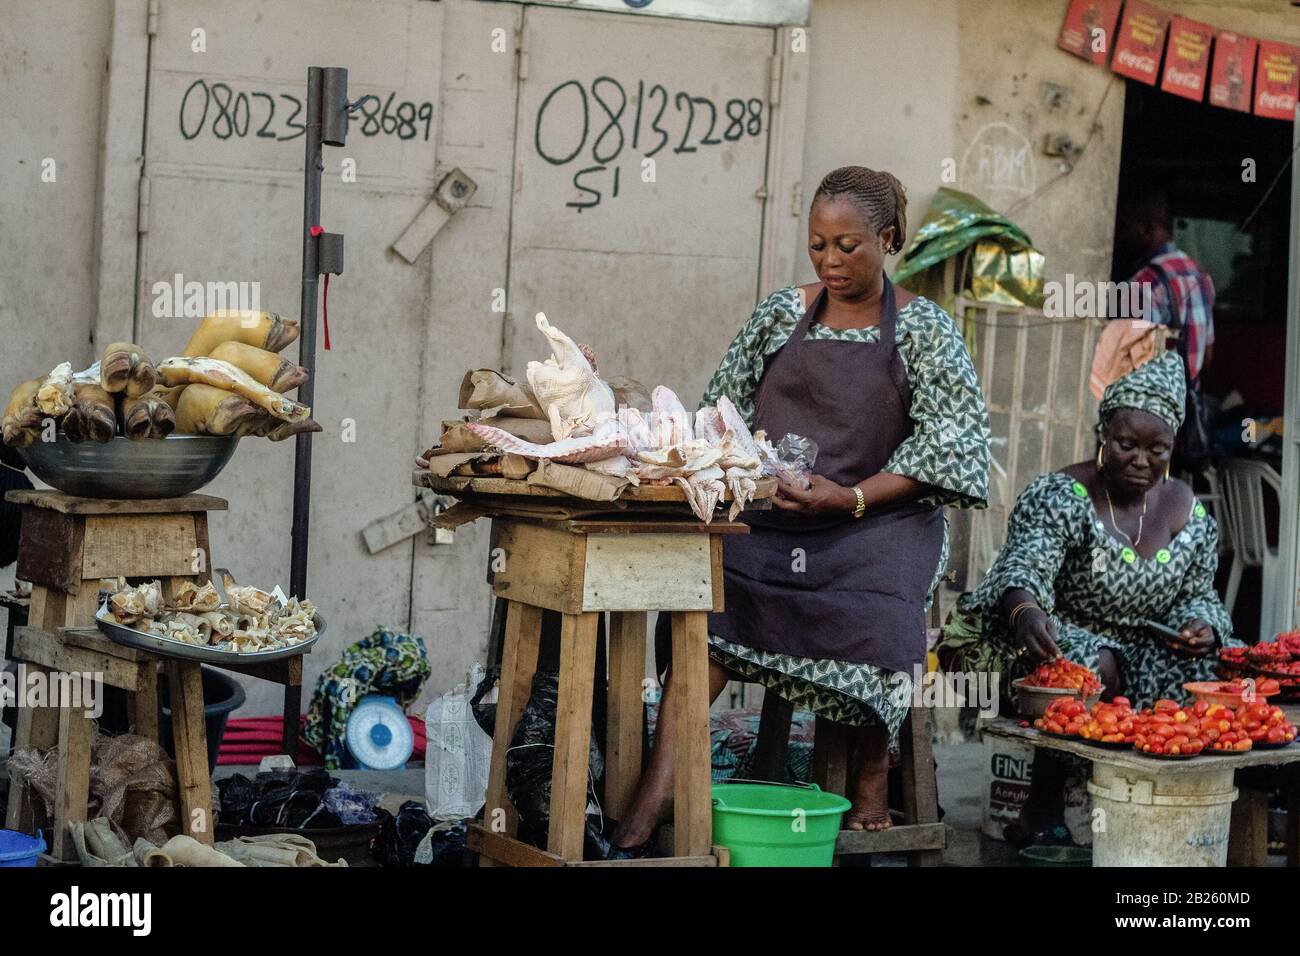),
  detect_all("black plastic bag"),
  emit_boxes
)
[216,769,343,829]
[505,670,612,860]
[371,800,467,866]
